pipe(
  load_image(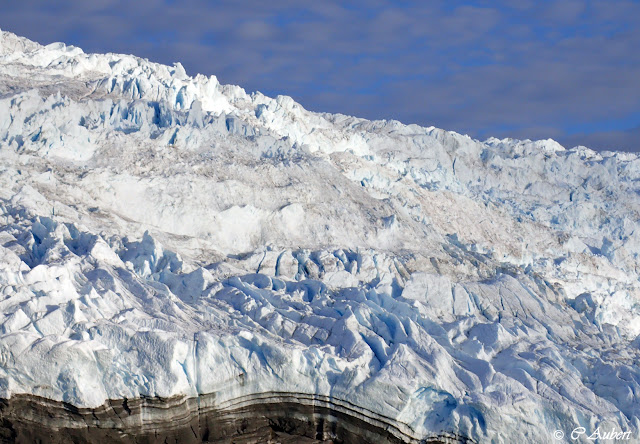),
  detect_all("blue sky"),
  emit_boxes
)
[2,0,639,151]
